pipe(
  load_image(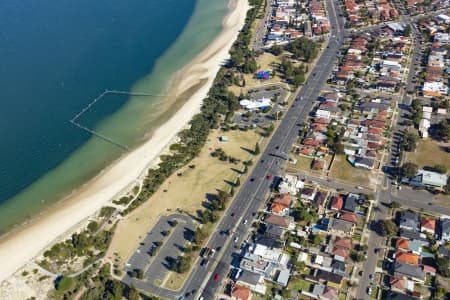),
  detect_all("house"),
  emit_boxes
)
[265,214,292,229]
[236,270,266,295]
[343,193,359,212]
[331,260,347,277]
[265,224,286,240]
[354,156,375,169]
[276,269,290,286]
[390,276,409,294]
[306,269,343,289]
[231,284,252,300]
[385,291,420,300]
[421,216,436,234]
[328,218,355,236]
[338,212,358,224]
[321,286,339,300]
[271,194,292,216]
[314,191,328,212]
[330,196,344,211]
[399,211,420,232]
[394,262,426,282]
[409,170,448,189]
[301,187,316,201]
[395,251,420,265]
[399,229,429,244]
[396,238,410,251]
[278,174,299,195]
[334,237,352,250]
[440,218,450,241]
